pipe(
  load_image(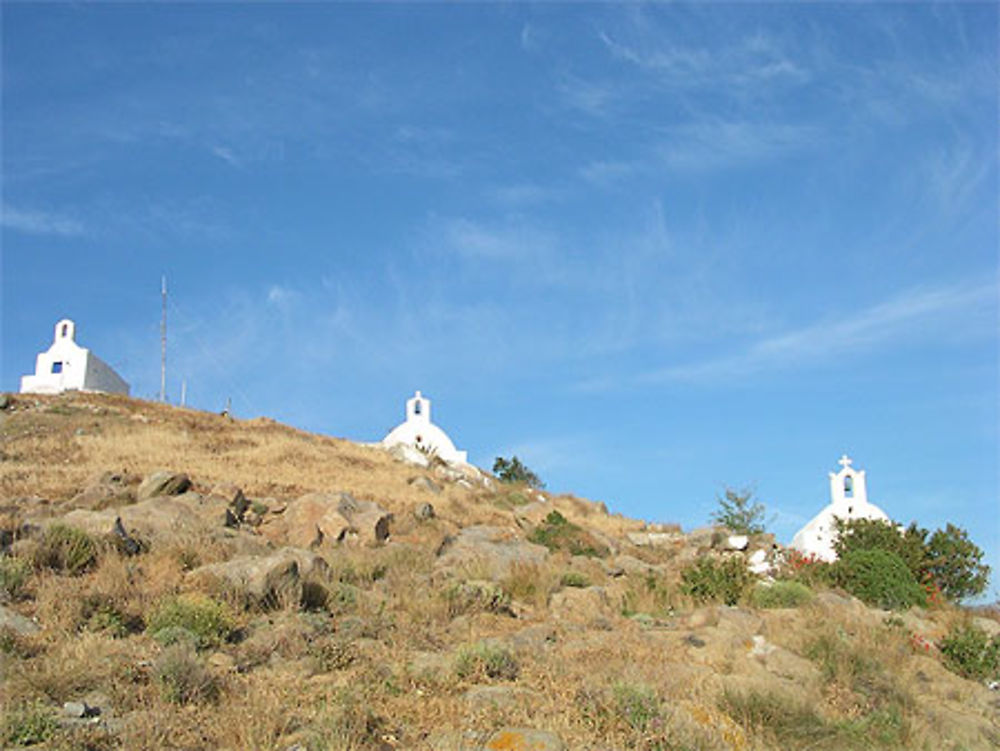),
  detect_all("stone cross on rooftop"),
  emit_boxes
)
[838,454,853,469]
